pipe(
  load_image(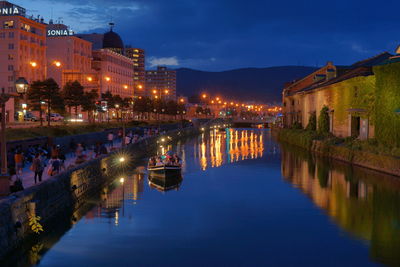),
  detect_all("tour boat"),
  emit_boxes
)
[147,165,182,178]
[148,174,182,192]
